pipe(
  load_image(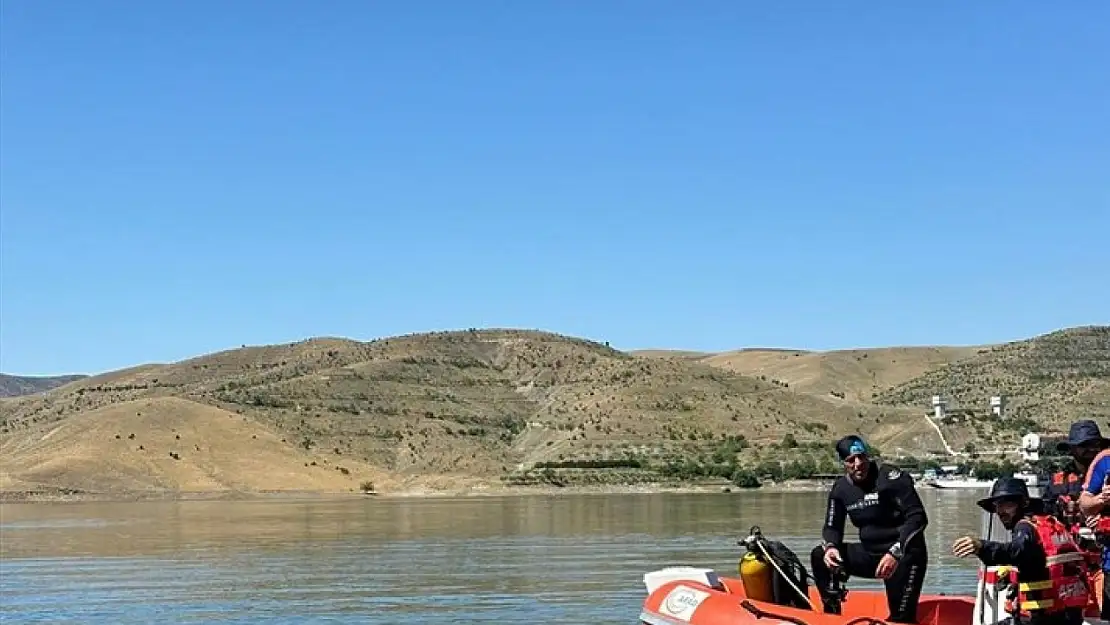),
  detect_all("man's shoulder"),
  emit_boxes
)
[829,474,851,492]
[876,463,910,485]
[1012,518,1039,537]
